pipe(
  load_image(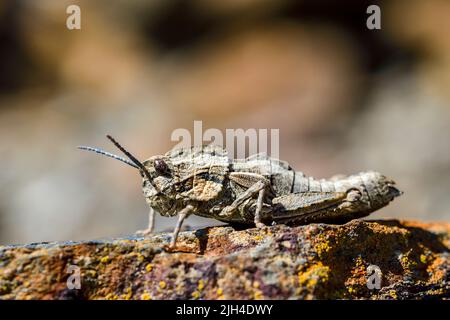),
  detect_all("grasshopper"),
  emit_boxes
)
[79,135,402,248]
